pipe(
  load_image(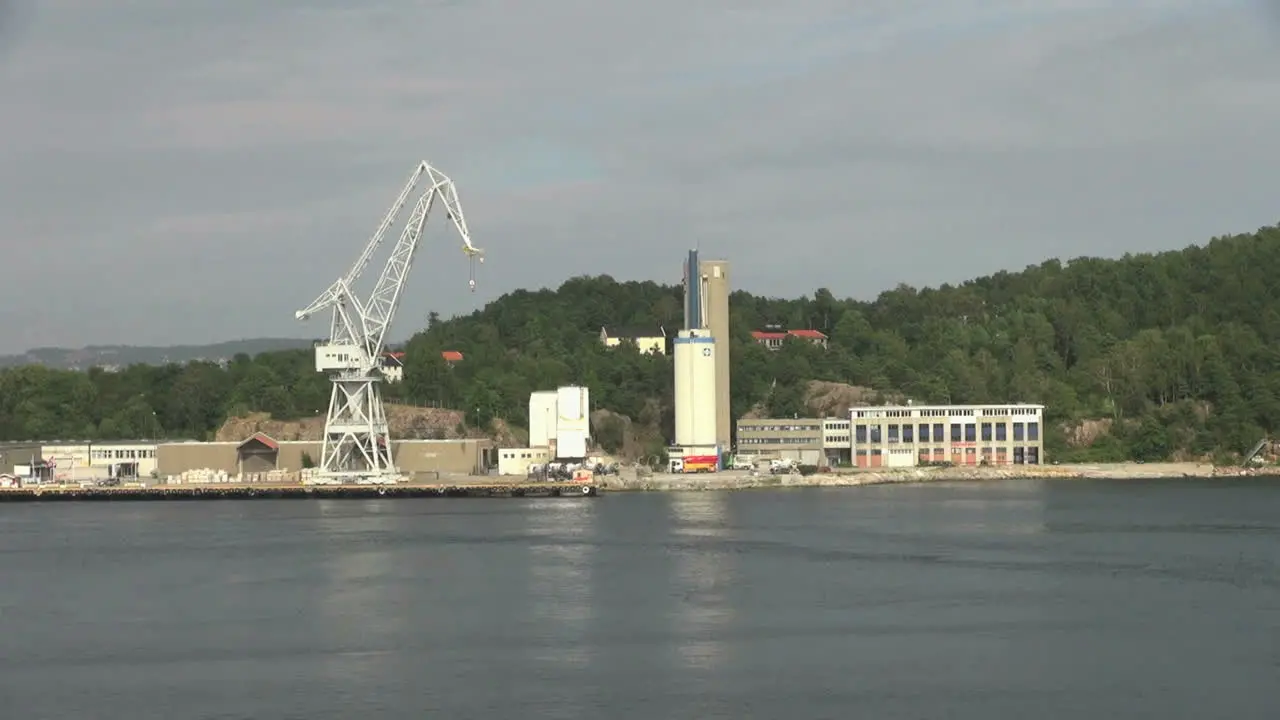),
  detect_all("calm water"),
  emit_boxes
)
[1,479,1278,719]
